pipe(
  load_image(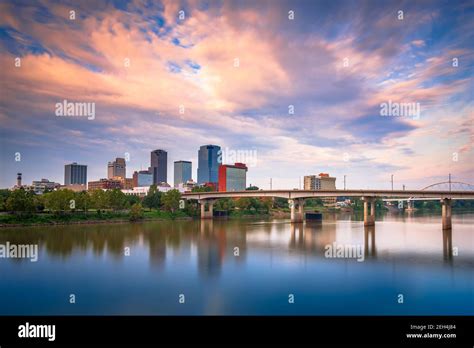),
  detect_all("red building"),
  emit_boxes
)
[218,163,248,192]
[87,178,122,191]
[203,182,217,191]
